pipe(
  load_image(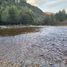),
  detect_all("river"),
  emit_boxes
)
[0,26,67,67]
